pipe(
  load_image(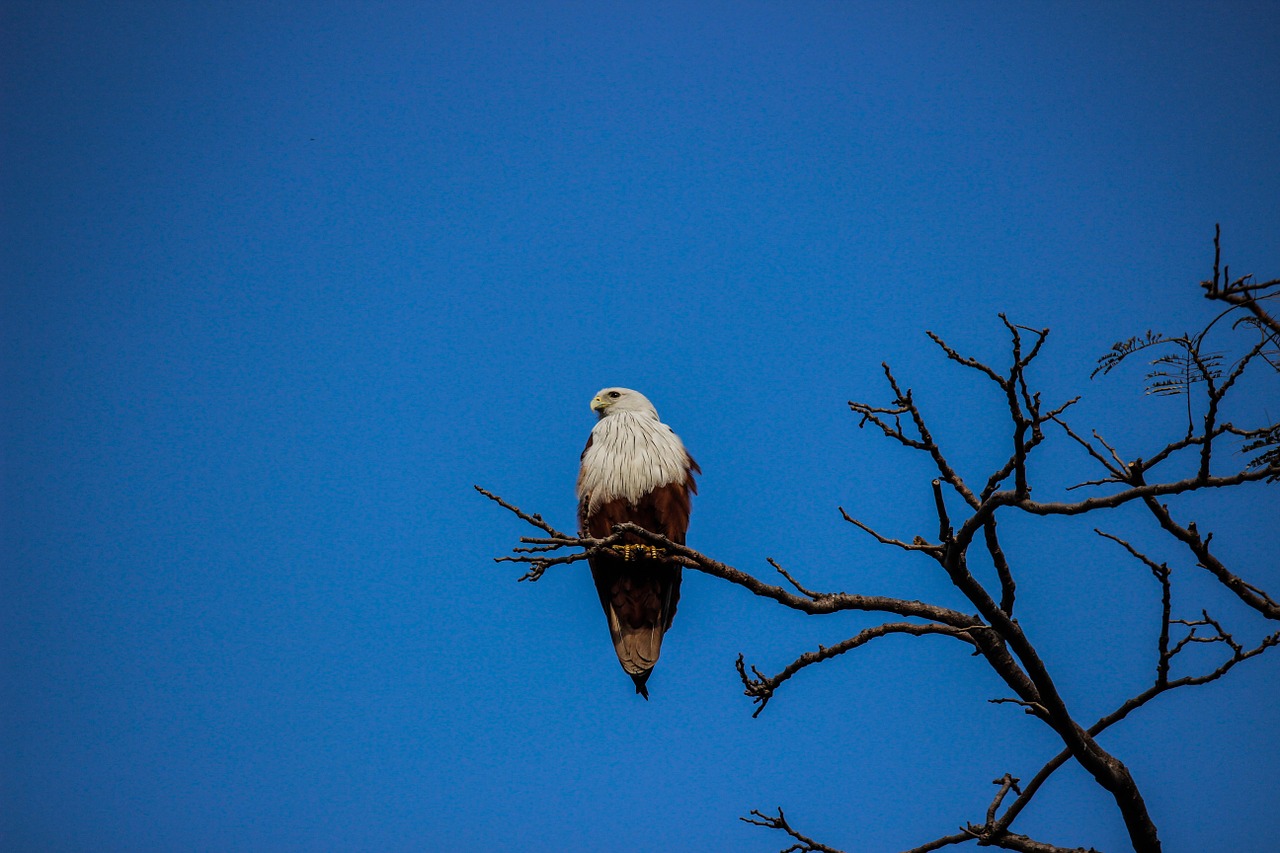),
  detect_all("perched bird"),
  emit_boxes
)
[576,388,699,698]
